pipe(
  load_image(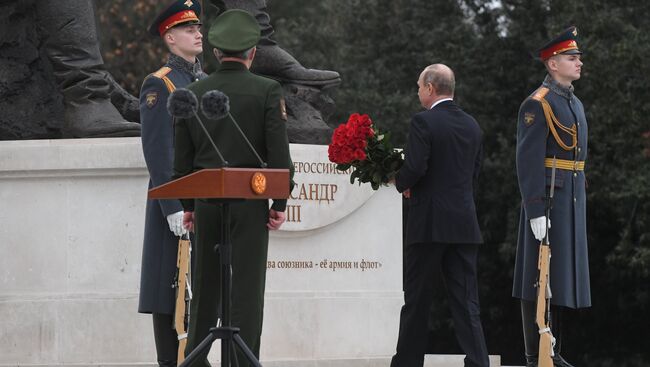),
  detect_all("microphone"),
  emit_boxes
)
[167,88,228,167]
[201,90,268,169]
